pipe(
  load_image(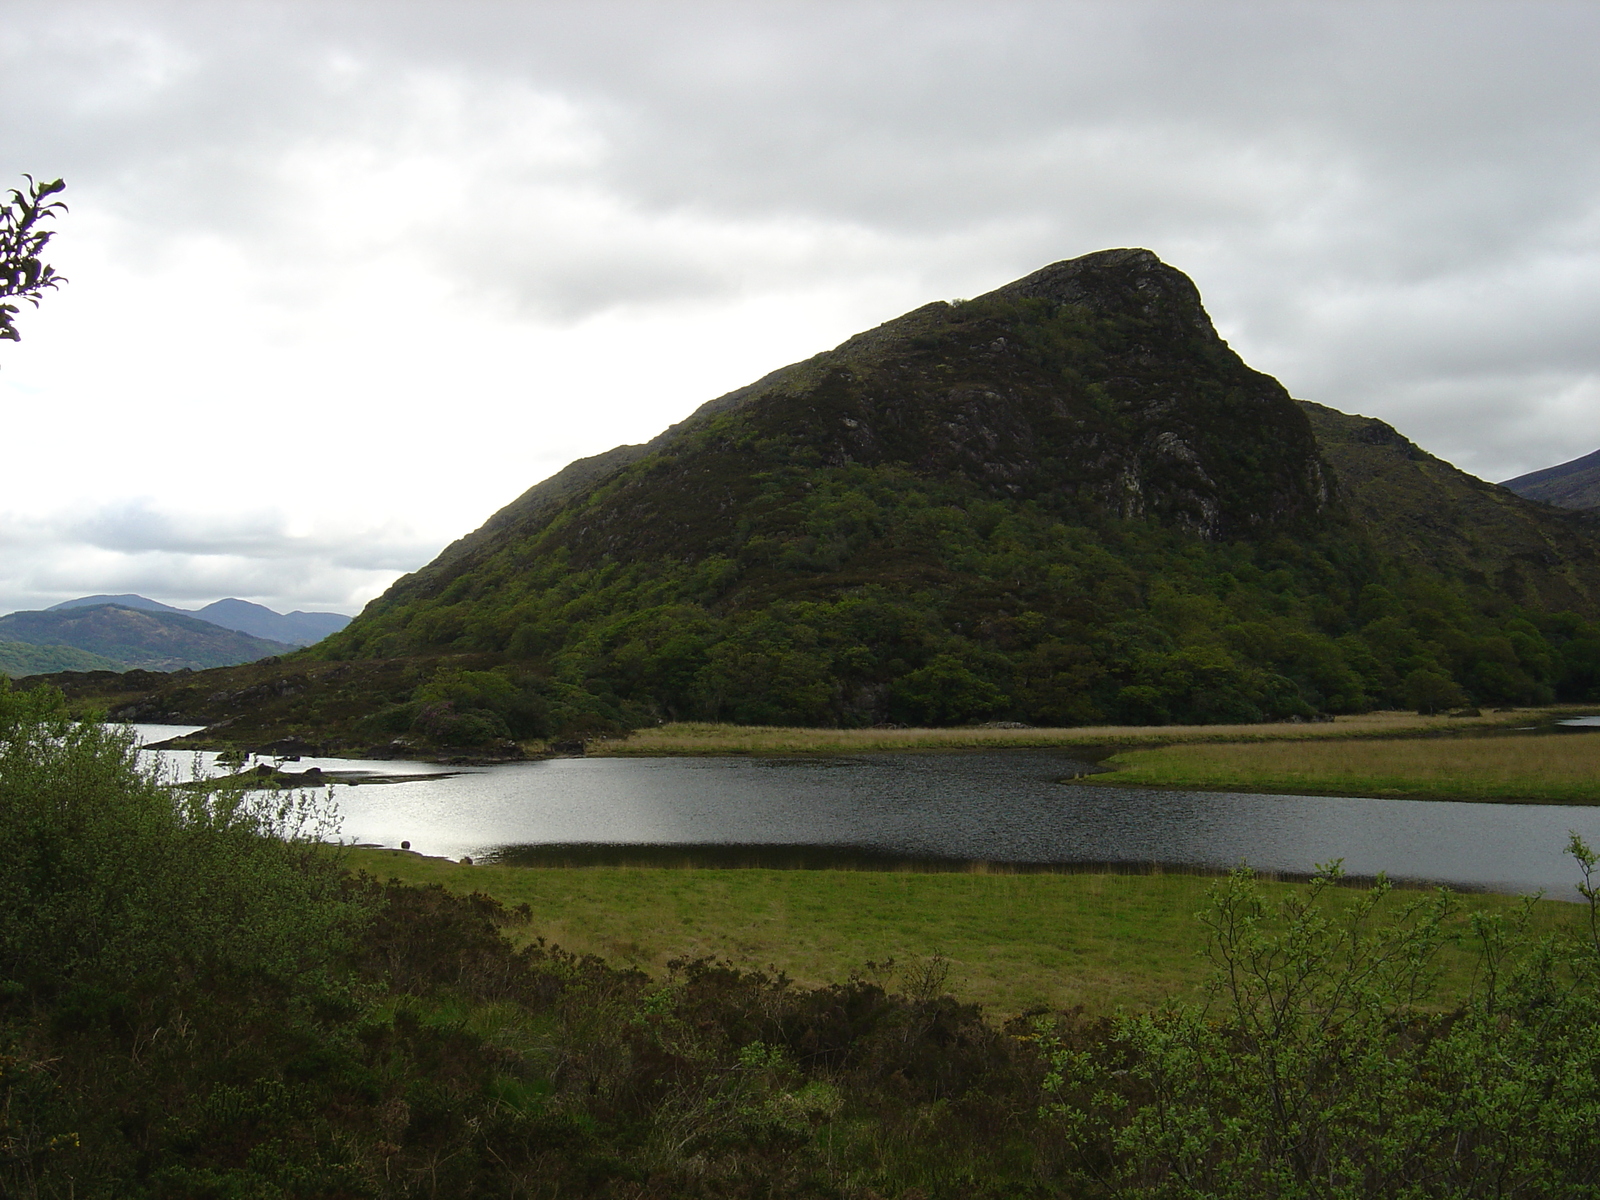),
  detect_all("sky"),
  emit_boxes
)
[2,1,1597,618]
